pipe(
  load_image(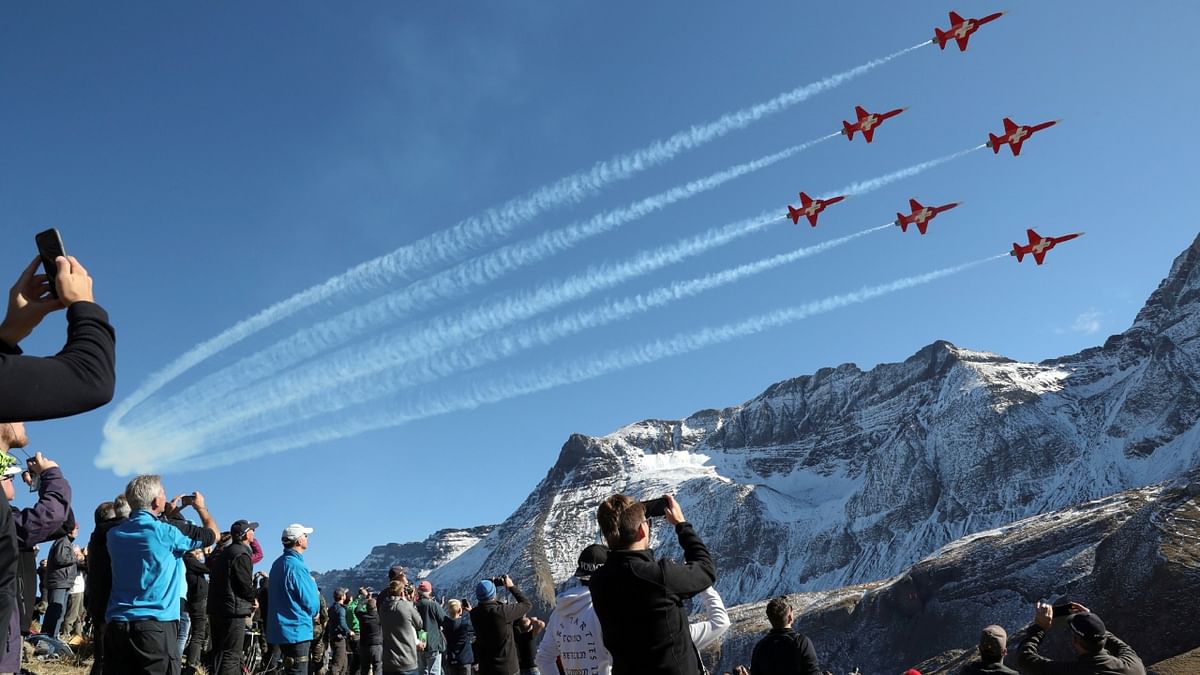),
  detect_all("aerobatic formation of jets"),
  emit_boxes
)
[780,10,1081,266]
[895,198,960,235]
[788,192,846,227]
